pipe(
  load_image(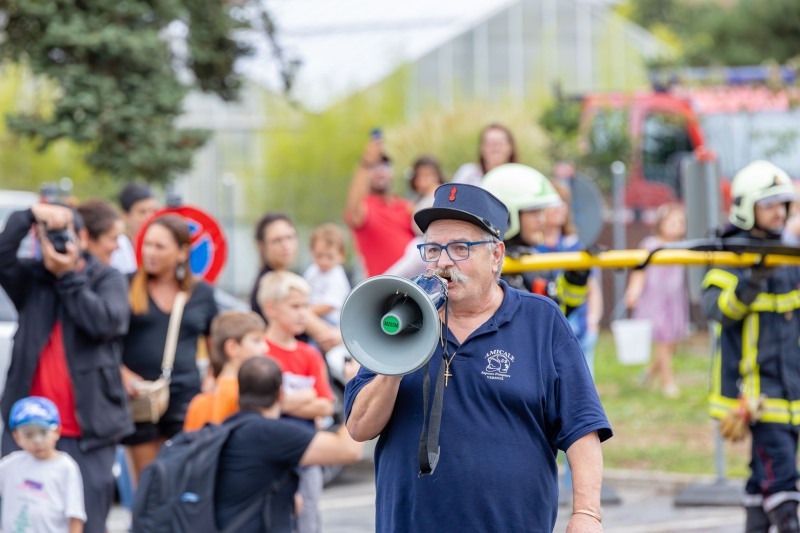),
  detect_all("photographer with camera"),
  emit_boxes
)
[0,203,133,533]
